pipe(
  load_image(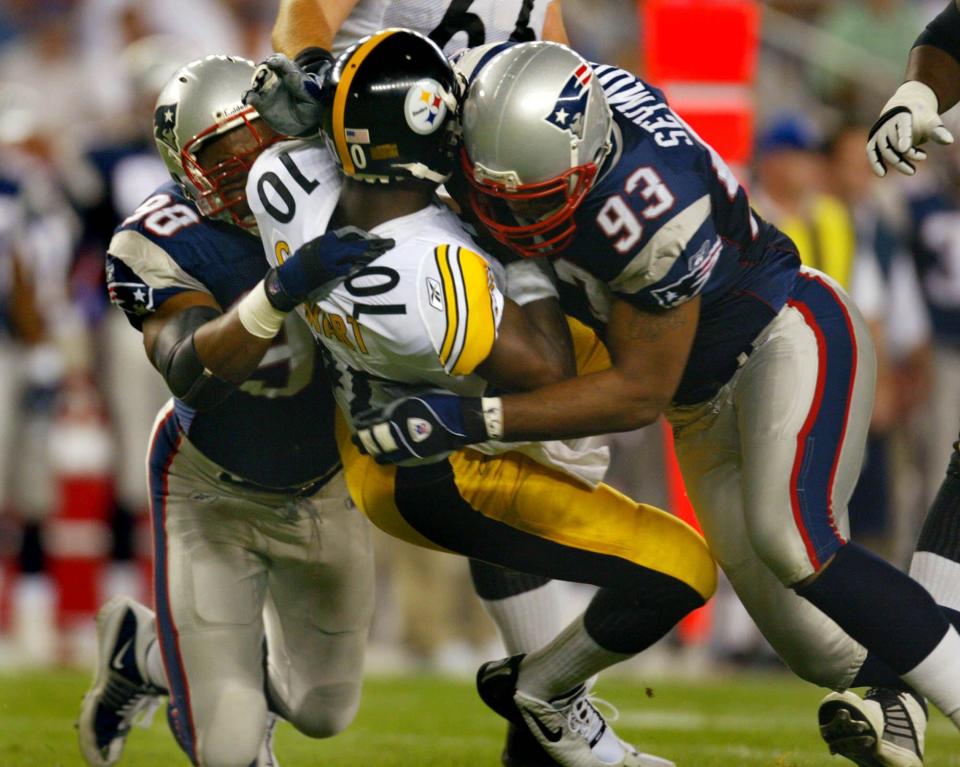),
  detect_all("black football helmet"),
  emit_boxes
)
[321,28,459,184]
